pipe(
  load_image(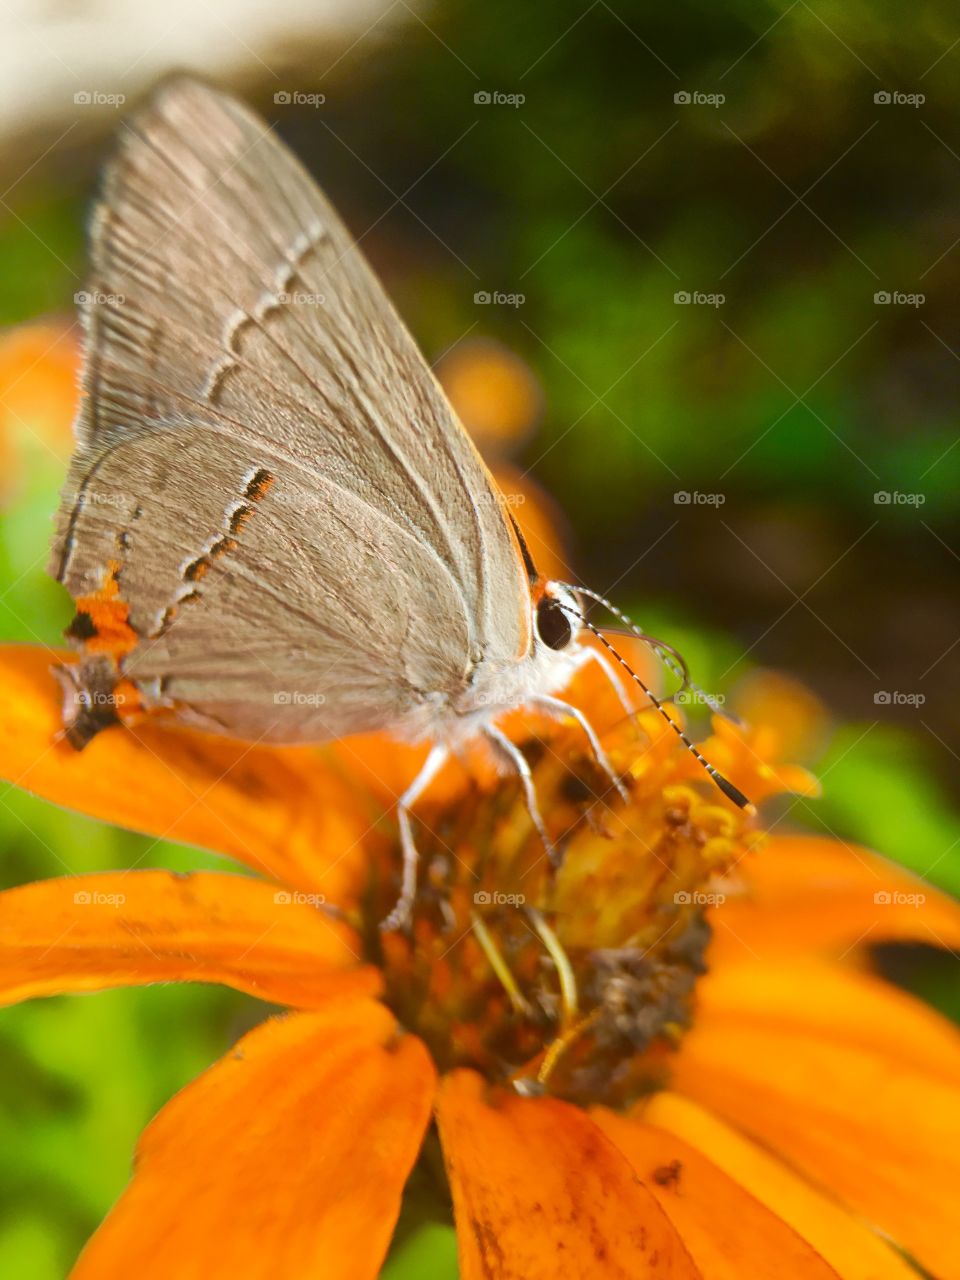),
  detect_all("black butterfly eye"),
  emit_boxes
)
[536,594,573,651]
